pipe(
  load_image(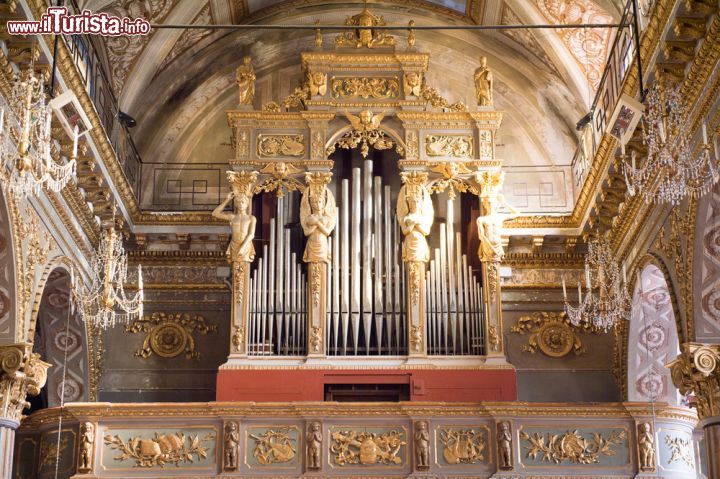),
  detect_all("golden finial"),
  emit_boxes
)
[314,20,322,48]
